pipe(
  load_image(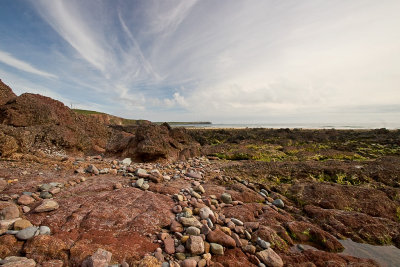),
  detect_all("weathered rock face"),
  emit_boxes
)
[0,79,16,106]
[111,123,200,162]
[25,178,174,264]
[0,83,110,154]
